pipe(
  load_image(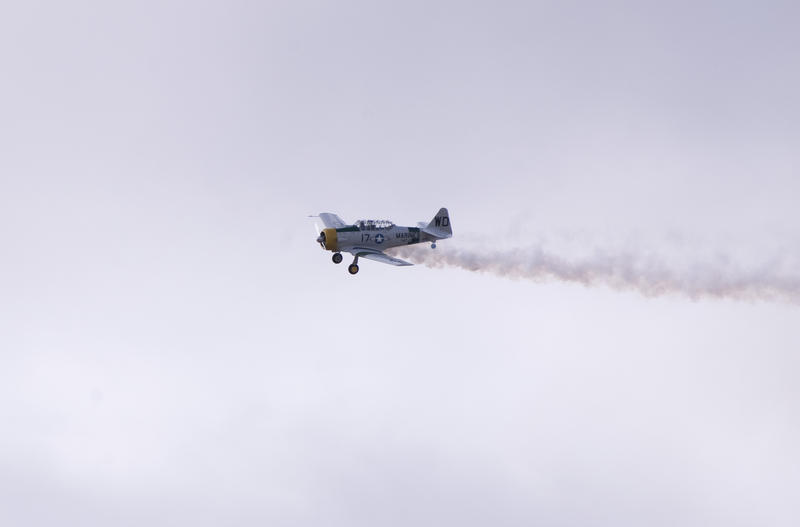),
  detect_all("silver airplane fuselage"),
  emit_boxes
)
[314,208,452,274]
